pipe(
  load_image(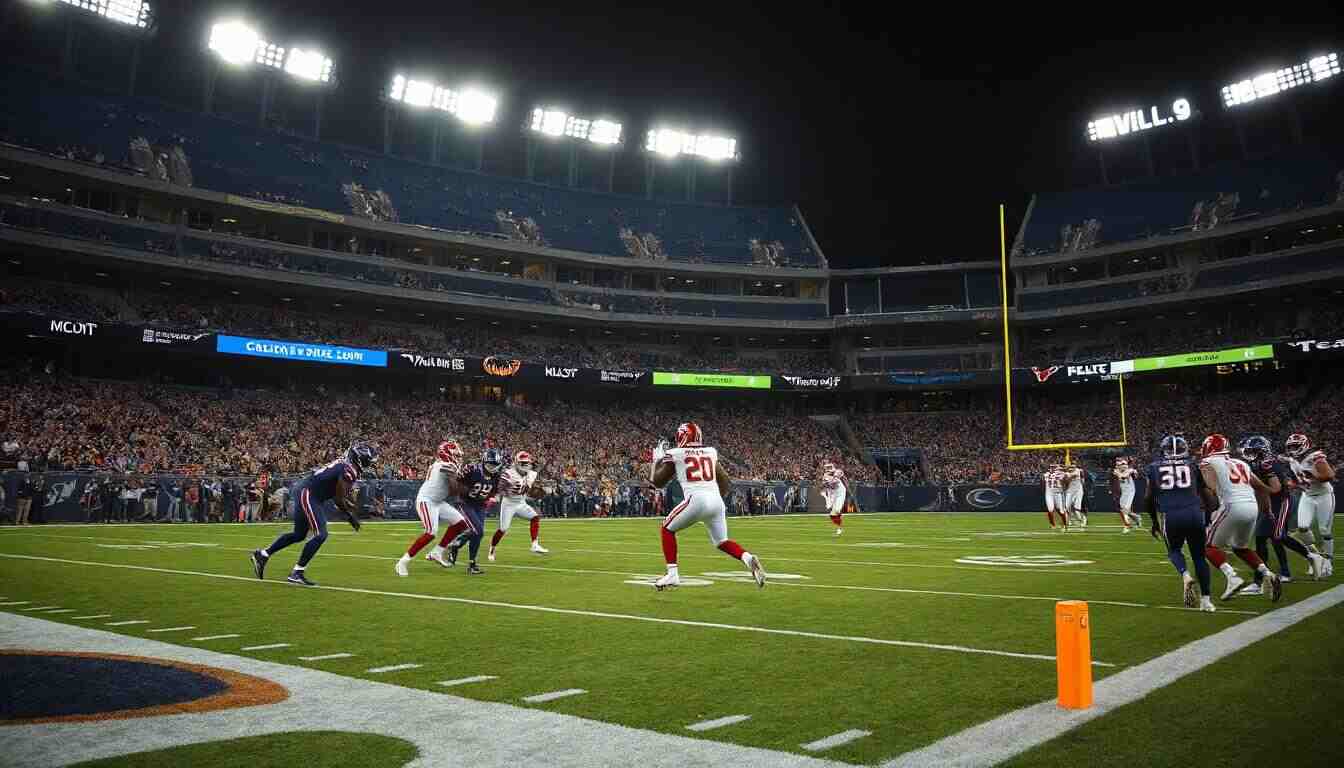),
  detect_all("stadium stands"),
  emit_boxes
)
[0,70,817,267]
